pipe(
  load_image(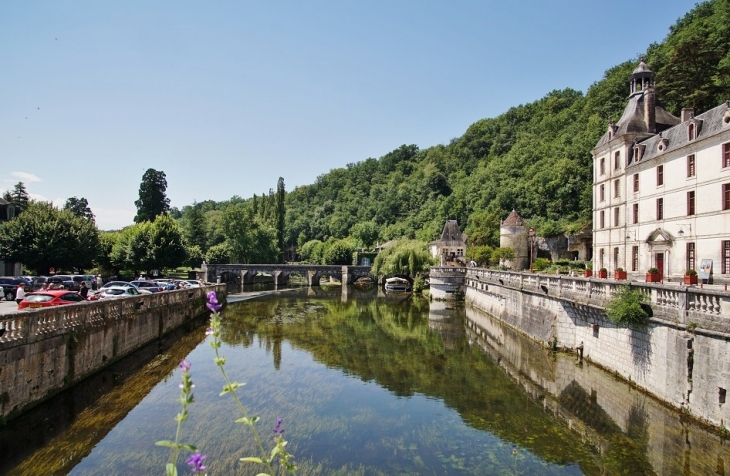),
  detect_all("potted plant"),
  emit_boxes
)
[684,269,698,285]
[584,262,593,277]
[598,267,608,279]
[614,267,627,280]
[646,267,661,283]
